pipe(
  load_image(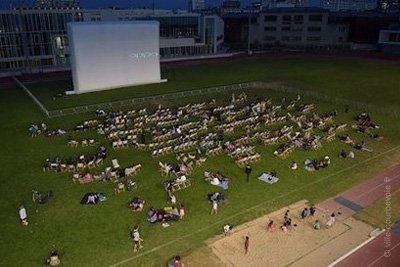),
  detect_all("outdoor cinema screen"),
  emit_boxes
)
[68,21,161,94]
